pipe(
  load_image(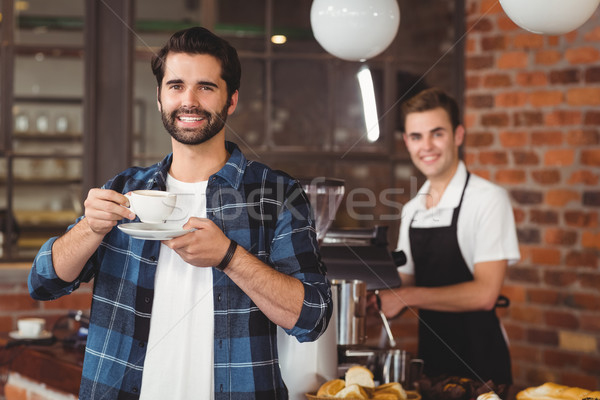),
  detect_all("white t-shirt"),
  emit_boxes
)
[397,161,521,276]
[140,176,214,399]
